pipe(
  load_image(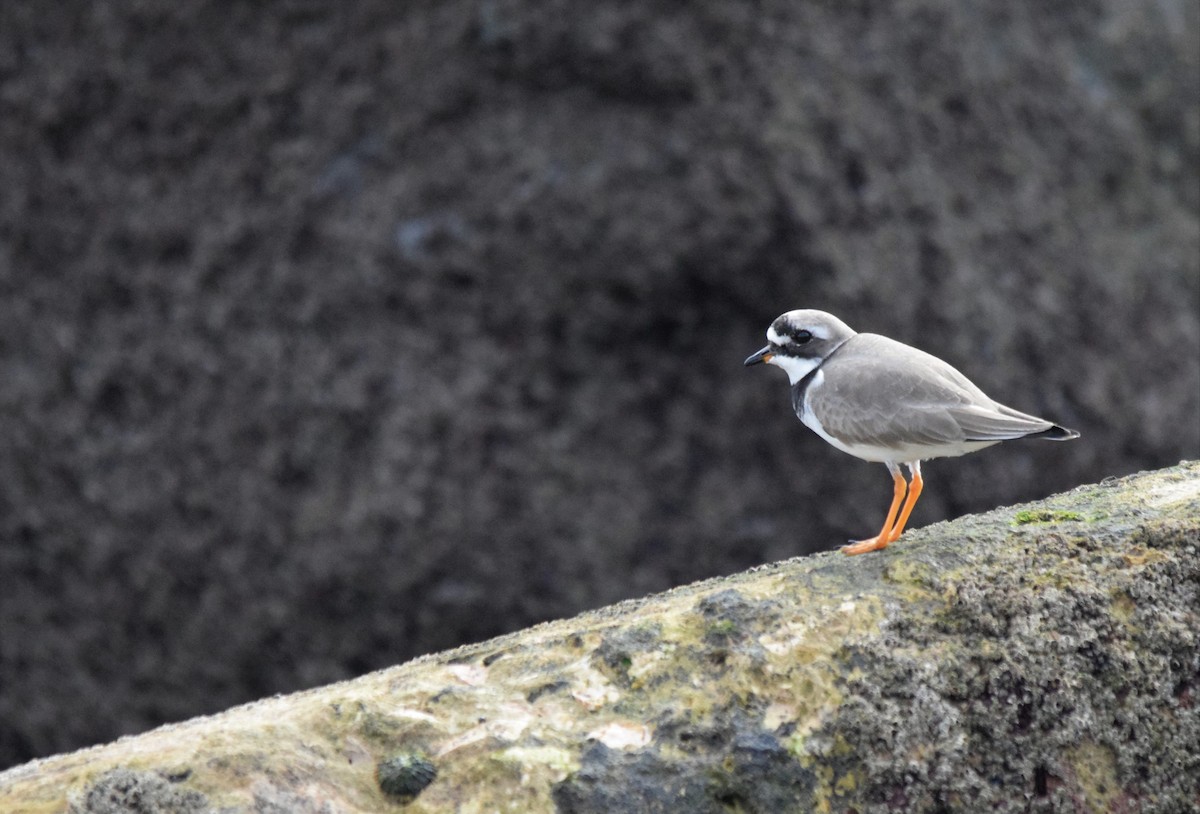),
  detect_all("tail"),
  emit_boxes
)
[1027,424,1080,441]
